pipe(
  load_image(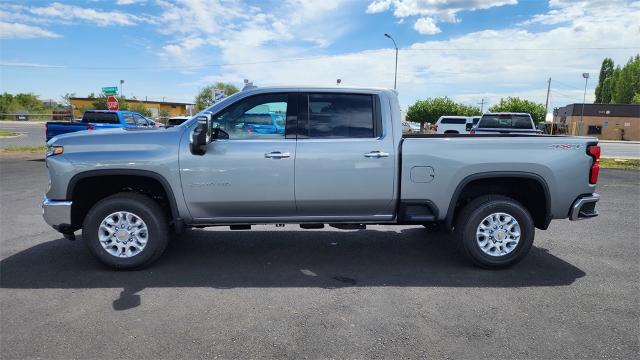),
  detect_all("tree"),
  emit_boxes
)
[612,55,640,104]
[128,102,153,118]
[194,82,240,111]
[457,104,482,116]
[60,92,76,107]
[595,58,615,103]
[632,92,640,104]
[90,93,128,110]
[489,97,546,124]
[406,97,461,131]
